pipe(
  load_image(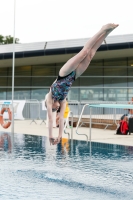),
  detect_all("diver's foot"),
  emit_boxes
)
[101,23,119,33]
